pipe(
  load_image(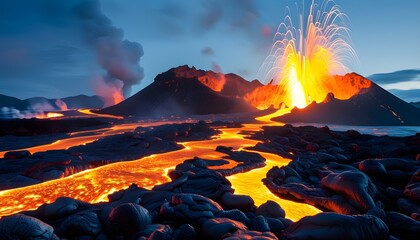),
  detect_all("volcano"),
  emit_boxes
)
[100,65,262,117]
[273,73,420,126]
